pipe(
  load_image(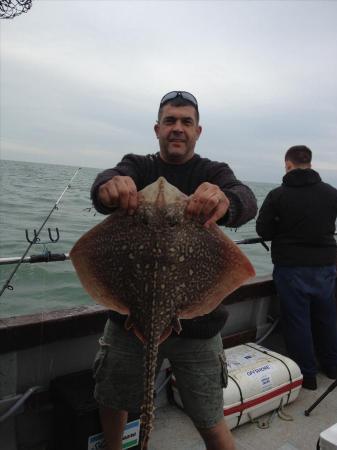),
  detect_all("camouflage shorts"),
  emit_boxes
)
[93,319,227,429]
